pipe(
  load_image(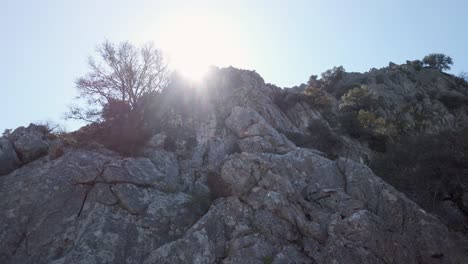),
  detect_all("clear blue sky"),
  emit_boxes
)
[1,0,467,131]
